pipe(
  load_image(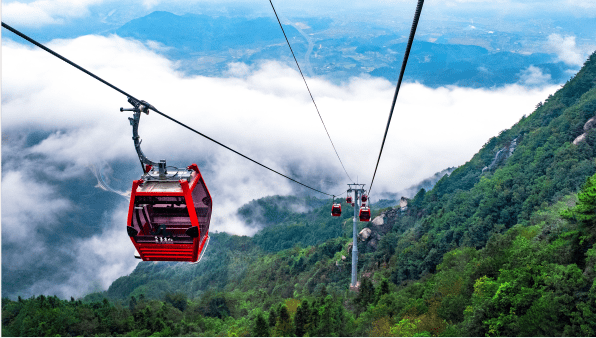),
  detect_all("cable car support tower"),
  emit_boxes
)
[347,183,366,288]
